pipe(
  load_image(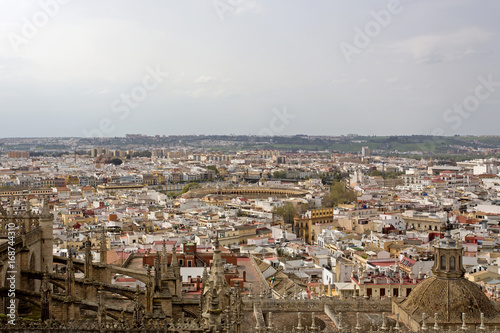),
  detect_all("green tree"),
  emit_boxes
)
[110,158,123,166]
[369,169,383,177]
[207,165,220,176]
[386,171,403,179]
[272,171,287,179]
[319,172,332,185]
[322,181,358,207]
[297,202,313,215]
[133,151,152,158]
[368,169,403,179]
[333,171,343,182]
[180,182,199,194]
[273,202,297,225]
